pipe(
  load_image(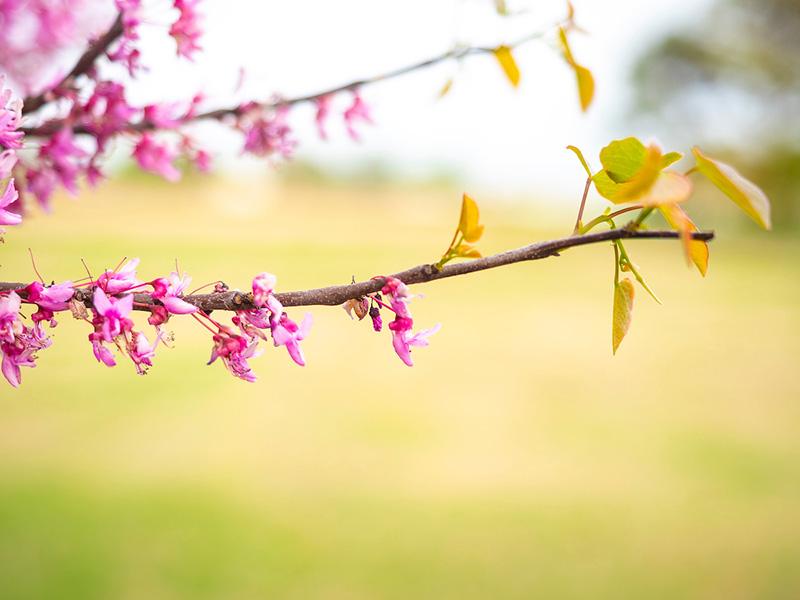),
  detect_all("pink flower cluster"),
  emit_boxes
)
[0,1,380,222]
[344,277,439,367]
[0,260,314,387]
